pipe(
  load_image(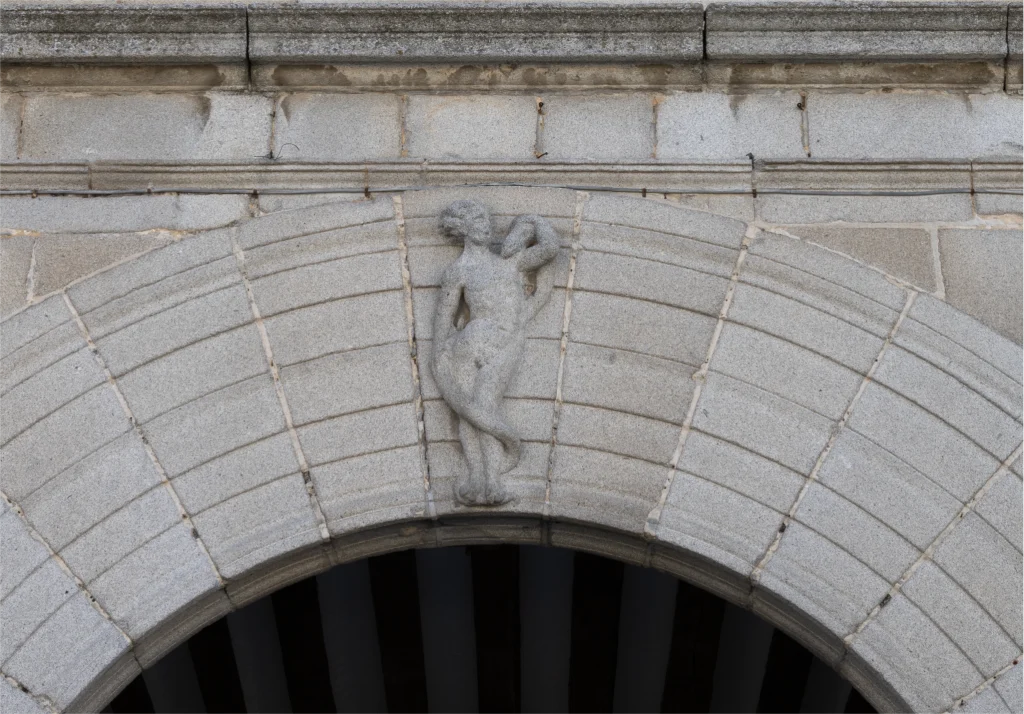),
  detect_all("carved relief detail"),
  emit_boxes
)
[430,200,560,506]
